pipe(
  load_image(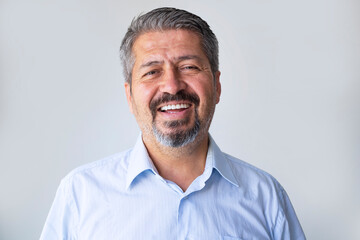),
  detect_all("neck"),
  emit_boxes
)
[142,133,209,192]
